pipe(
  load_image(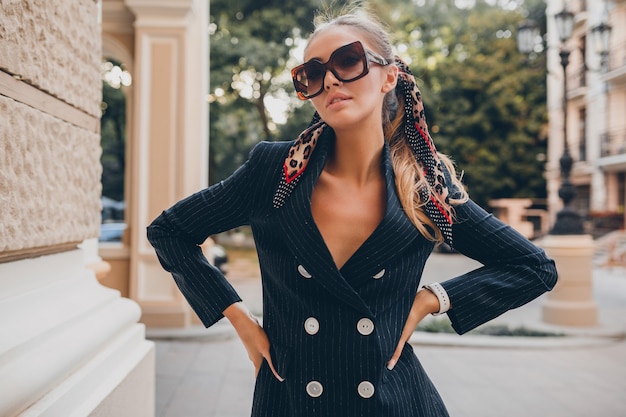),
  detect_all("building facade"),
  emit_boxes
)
[546,0,626,234]
[0,0,210,414]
